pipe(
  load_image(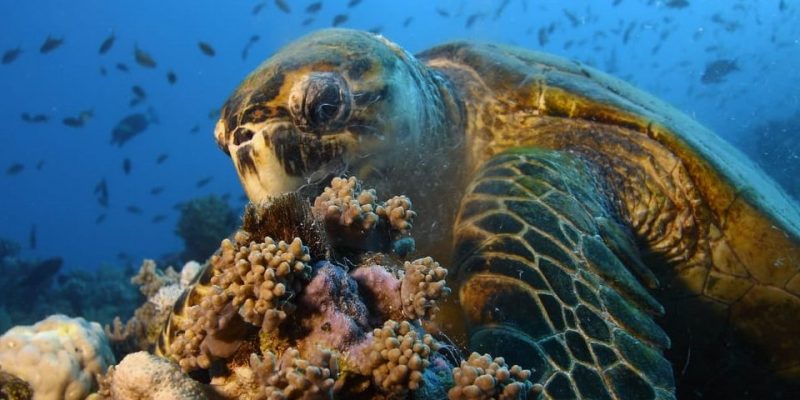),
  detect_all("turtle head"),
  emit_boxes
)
[215,29,457,202]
